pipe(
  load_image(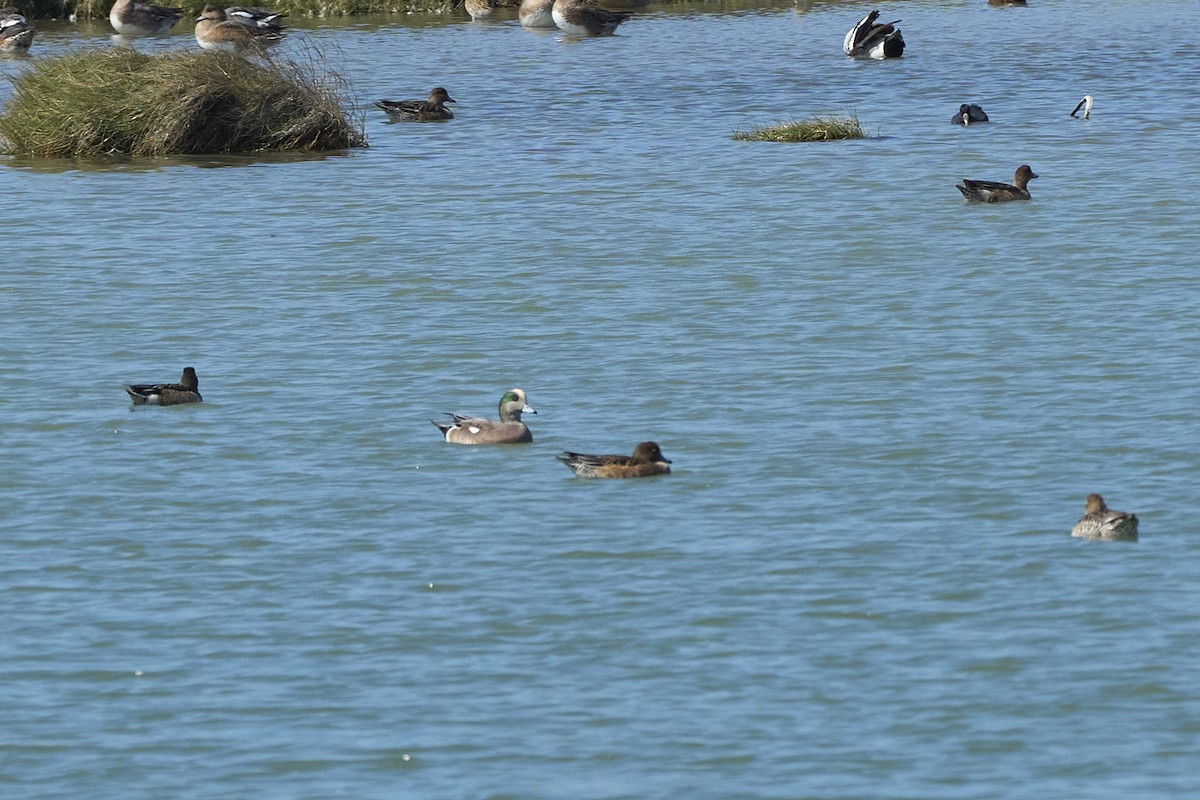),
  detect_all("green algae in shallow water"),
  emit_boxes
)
[0,48,366,157]
[733,115,866,143]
